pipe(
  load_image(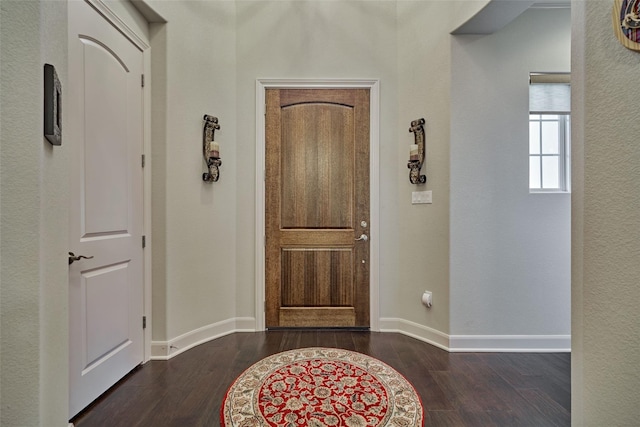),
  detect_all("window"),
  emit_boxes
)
[529,73,571,192]
[529,114,570,191]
